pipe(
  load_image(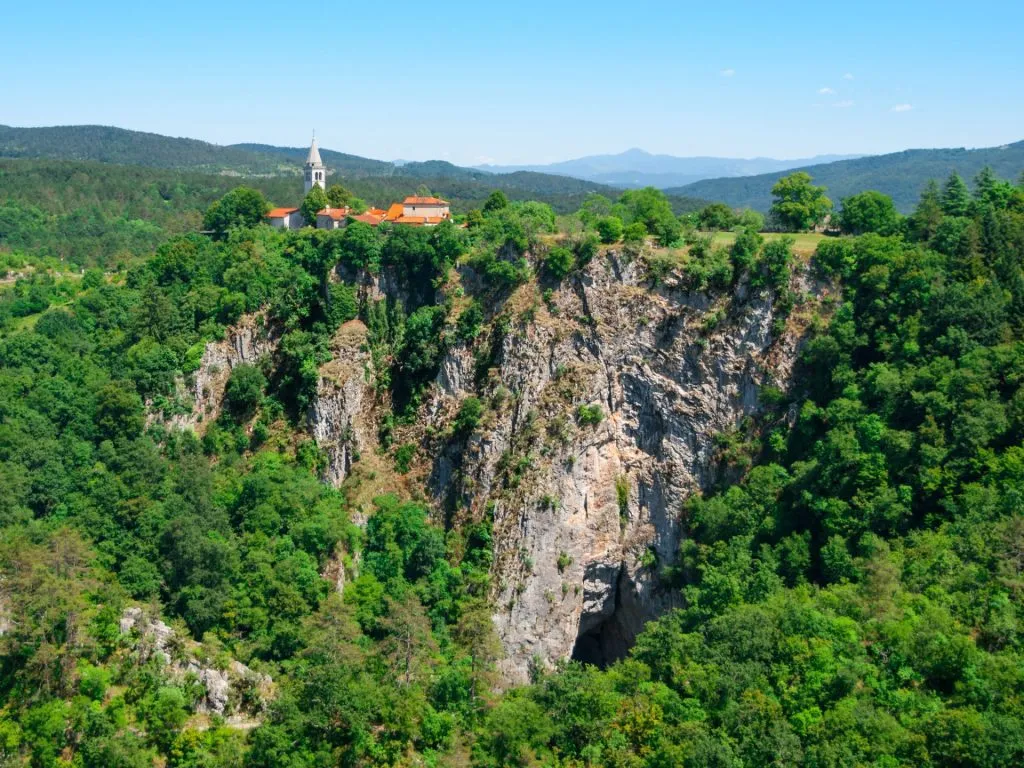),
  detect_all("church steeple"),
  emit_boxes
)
[304,132,325,193]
